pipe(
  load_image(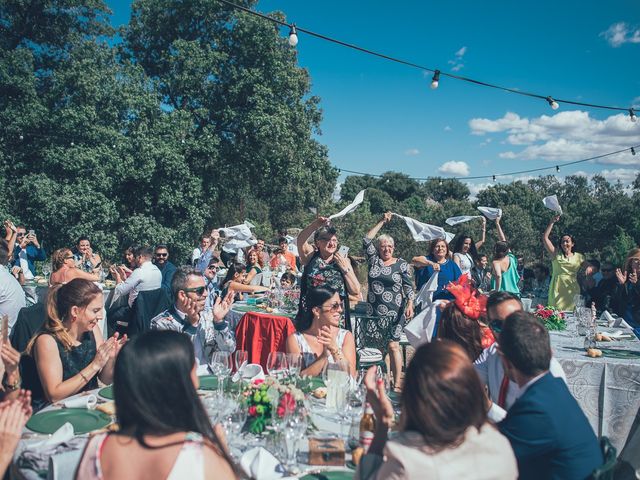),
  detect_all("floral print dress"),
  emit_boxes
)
[363,237,415,341]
